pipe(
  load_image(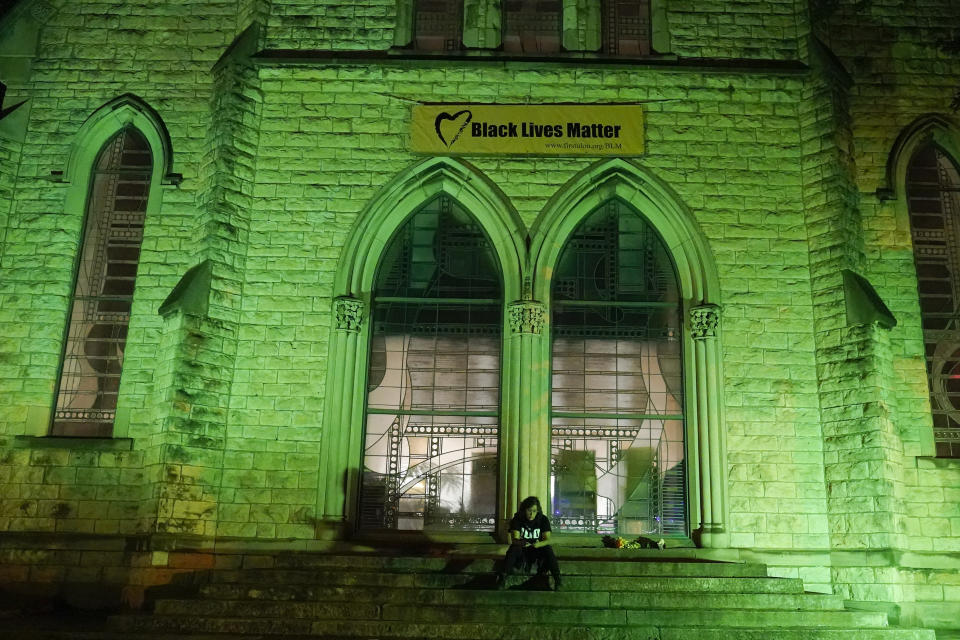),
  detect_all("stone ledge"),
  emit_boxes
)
[916,457,960,471]
[10,436,133,451]
[0,531,138,551]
